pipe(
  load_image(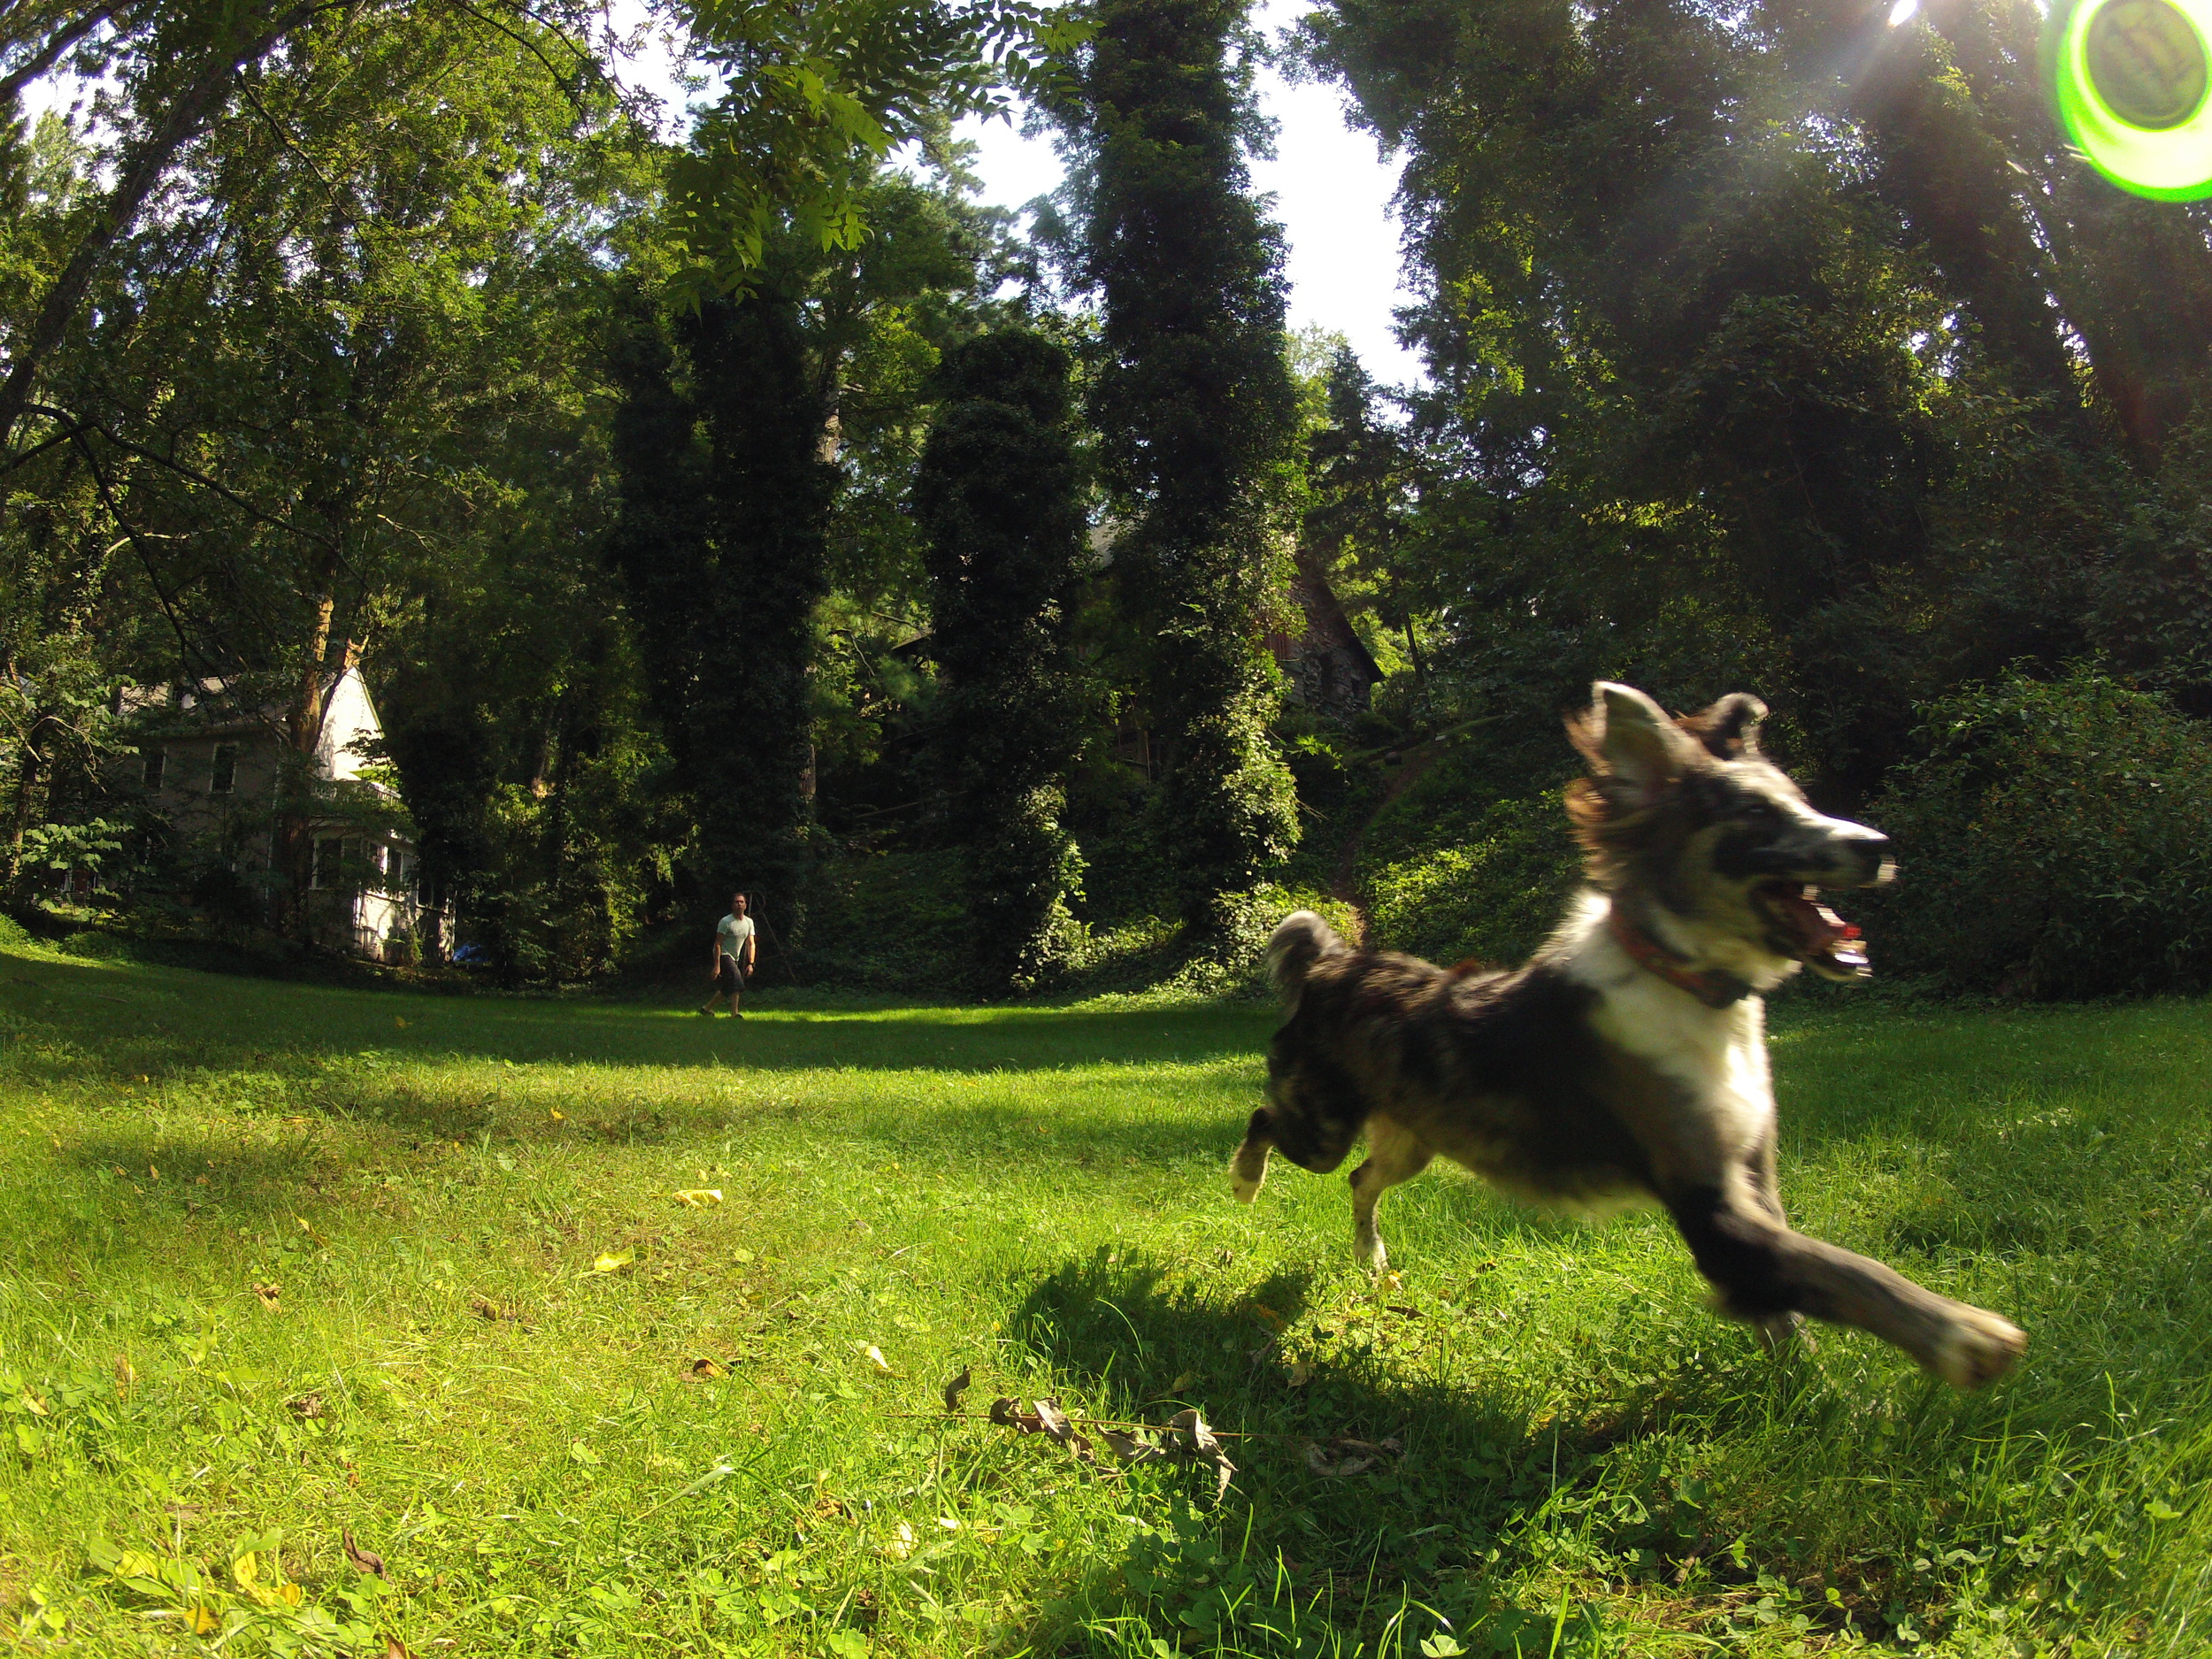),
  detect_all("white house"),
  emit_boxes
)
[119,667,444,962]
